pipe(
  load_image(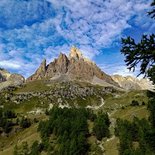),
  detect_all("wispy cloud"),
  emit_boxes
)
[0,0,153,77]
[99,63,135,76]
[0,60,21,69]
